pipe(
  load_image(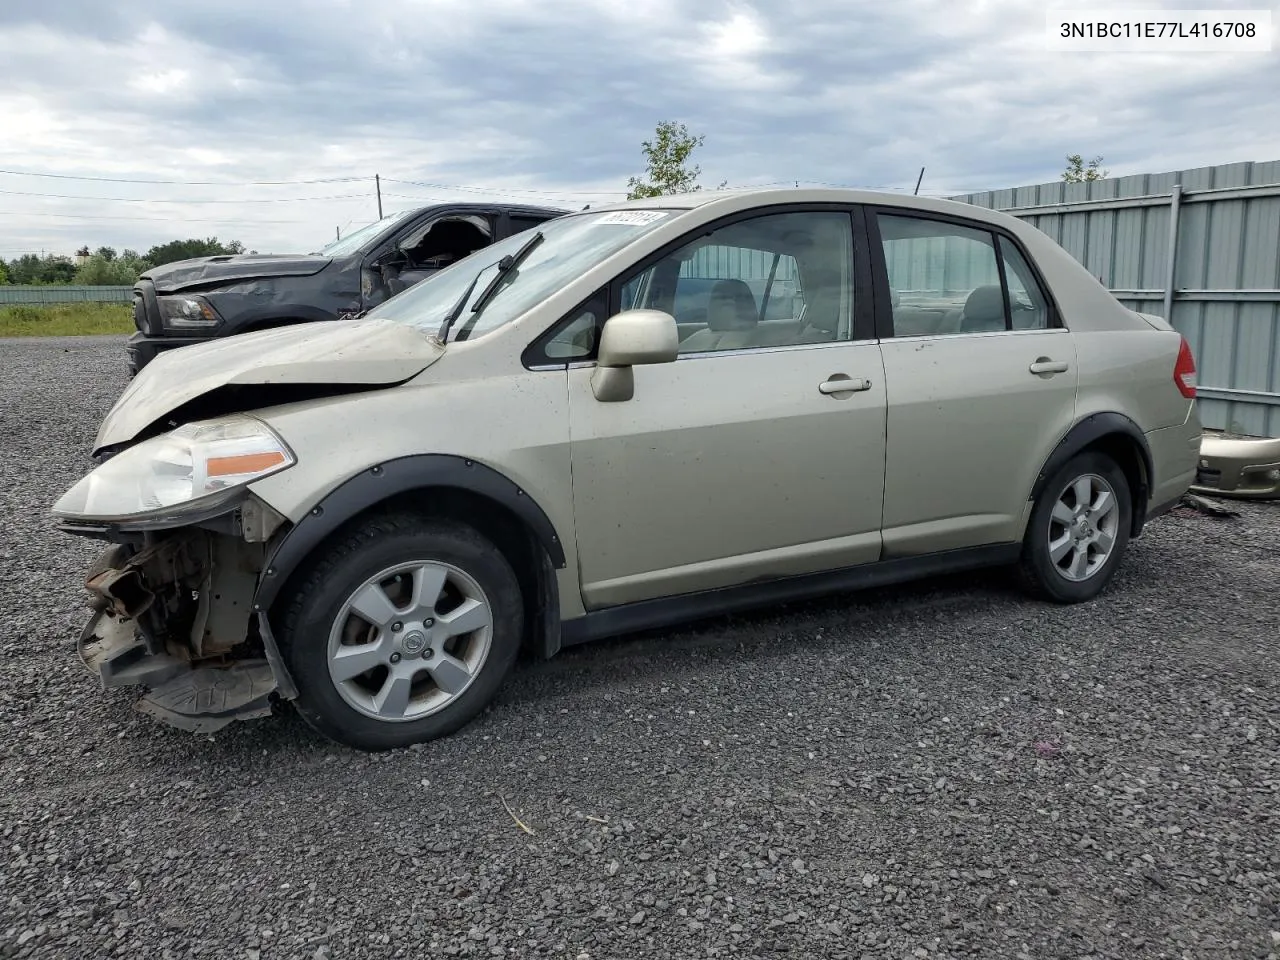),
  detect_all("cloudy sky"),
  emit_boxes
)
[1,0,1277,258]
